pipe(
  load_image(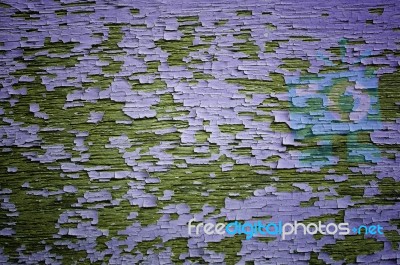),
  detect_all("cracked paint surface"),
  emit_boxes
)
[0,0,399,264]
